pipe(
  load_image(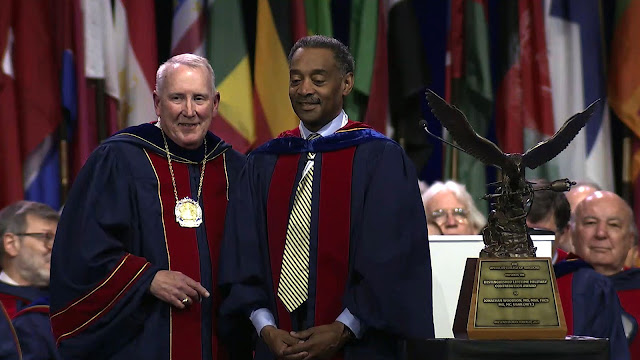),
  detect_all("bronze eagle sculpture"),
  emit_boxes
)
[423,89,600,257]
[424,89,600,190]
